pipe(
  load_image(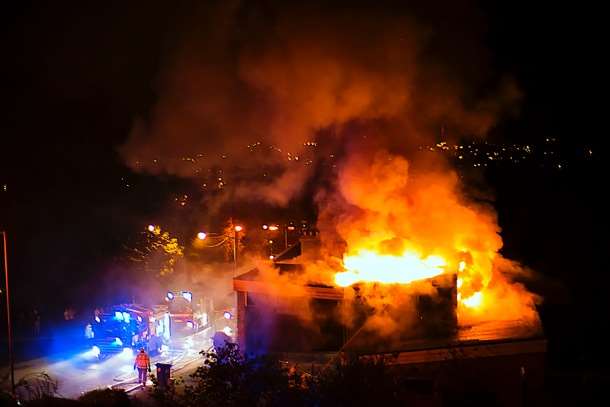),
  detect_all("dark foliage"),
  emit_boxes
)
[181,342,310,407]
[77,388,132,407]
